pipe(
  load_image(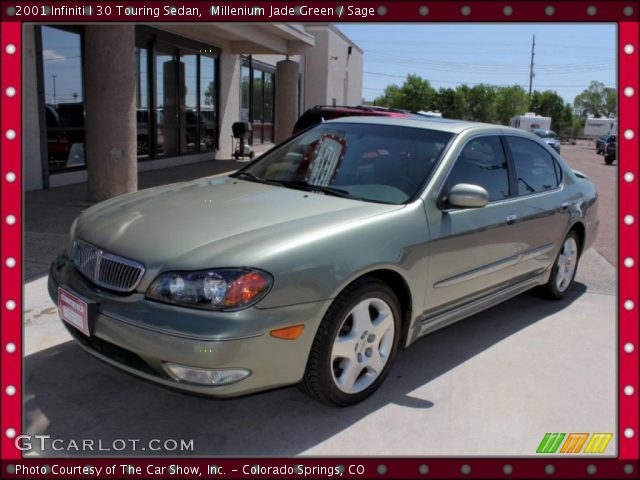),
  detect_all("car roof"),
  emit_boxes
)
[323,115,505,134]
